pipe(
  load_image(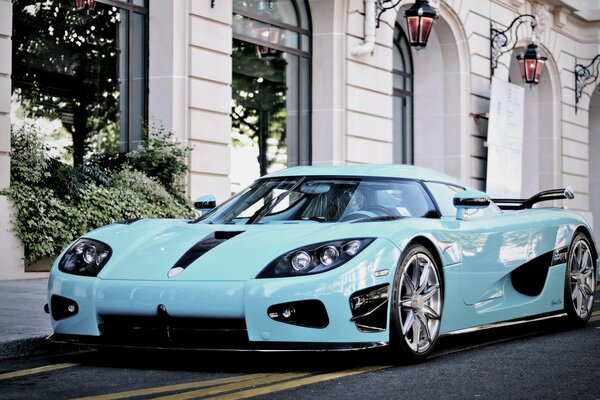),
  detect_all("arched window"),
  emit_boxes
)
[393,24,414,164]
[232,0,311,187]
